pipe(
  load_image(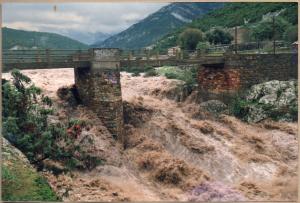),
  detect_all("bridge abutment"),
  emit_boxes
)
[197,53,298,104]
[74,48,124,140]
